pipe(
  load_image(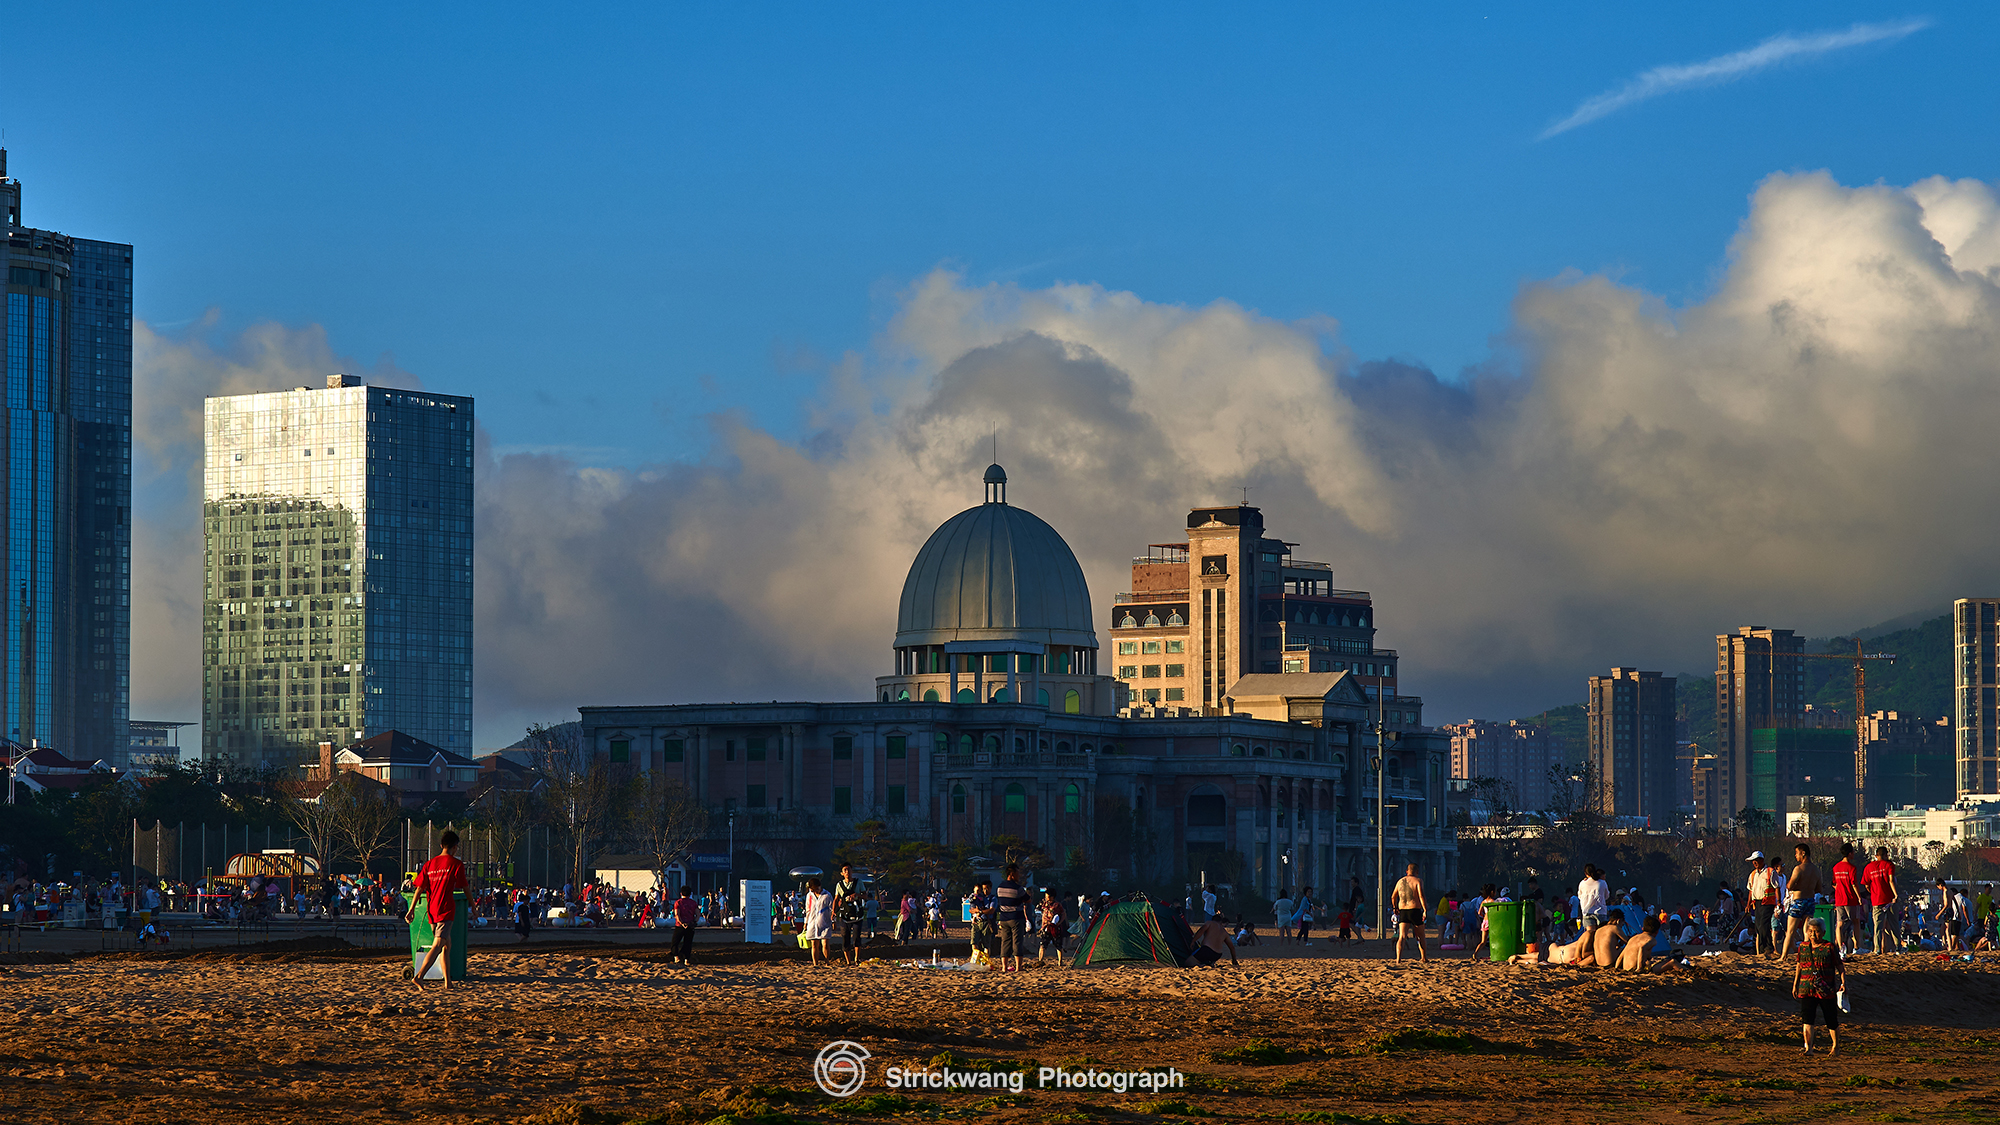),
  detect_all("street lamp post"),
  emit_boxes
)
[1372,685,1401,941]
